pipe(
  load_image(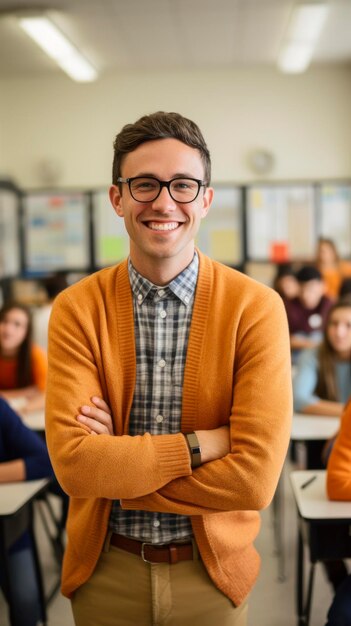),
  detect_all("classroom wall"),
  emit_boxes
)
[0,95,6,178]
[0,64,351,189]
